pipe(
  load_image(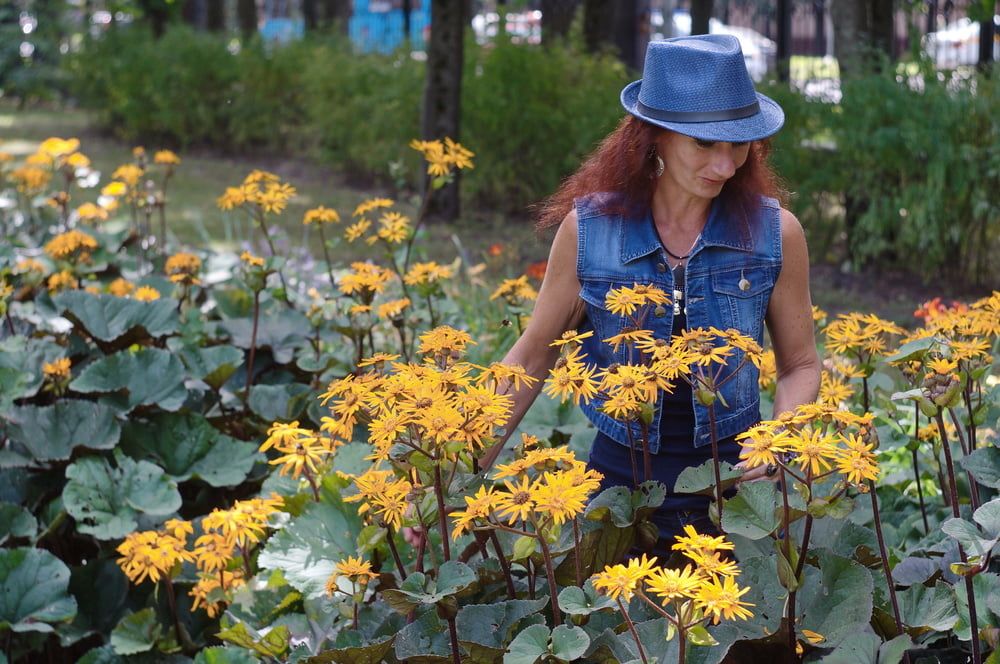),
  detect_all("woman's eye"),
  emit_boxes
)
[695,140,715,148]
[733,141,749,148]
